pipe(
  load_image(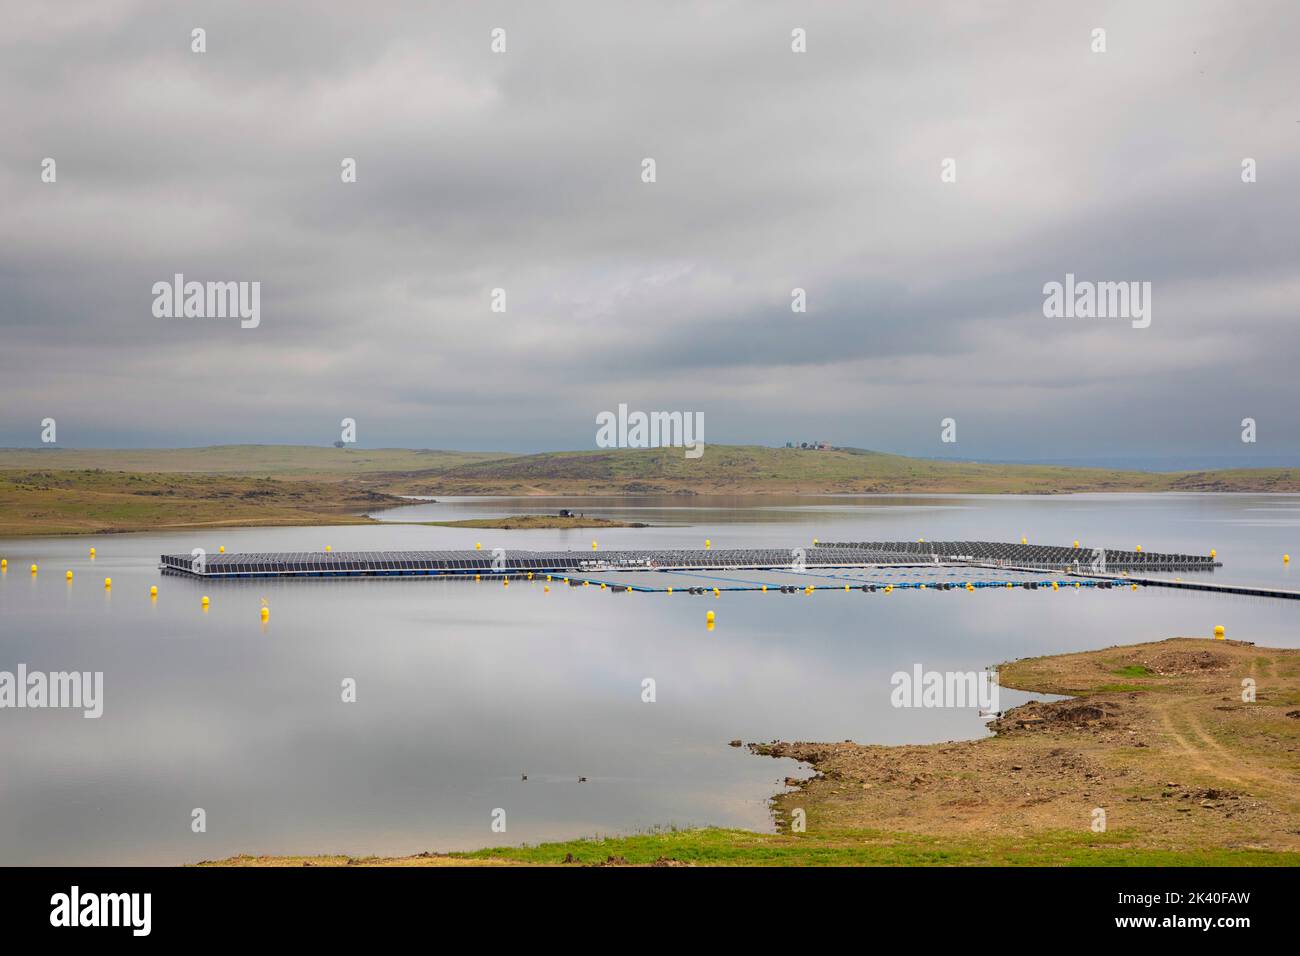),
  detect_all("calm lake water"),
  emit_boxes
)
[2,493,1298,864]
